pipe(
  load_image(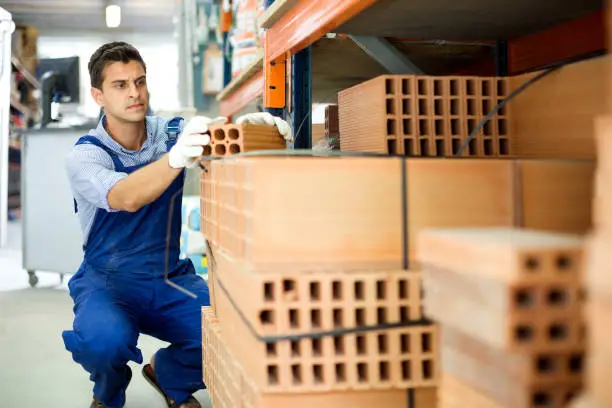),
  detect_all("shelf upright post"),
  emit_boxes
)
[495,40,509,76]
[221,0,233,88]
[291,46,312,149]
[263,0,286,119]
